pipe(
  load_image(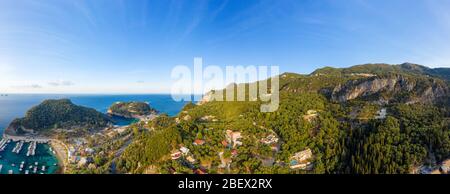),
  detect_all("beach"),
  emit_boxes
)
[49,140,68,174]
